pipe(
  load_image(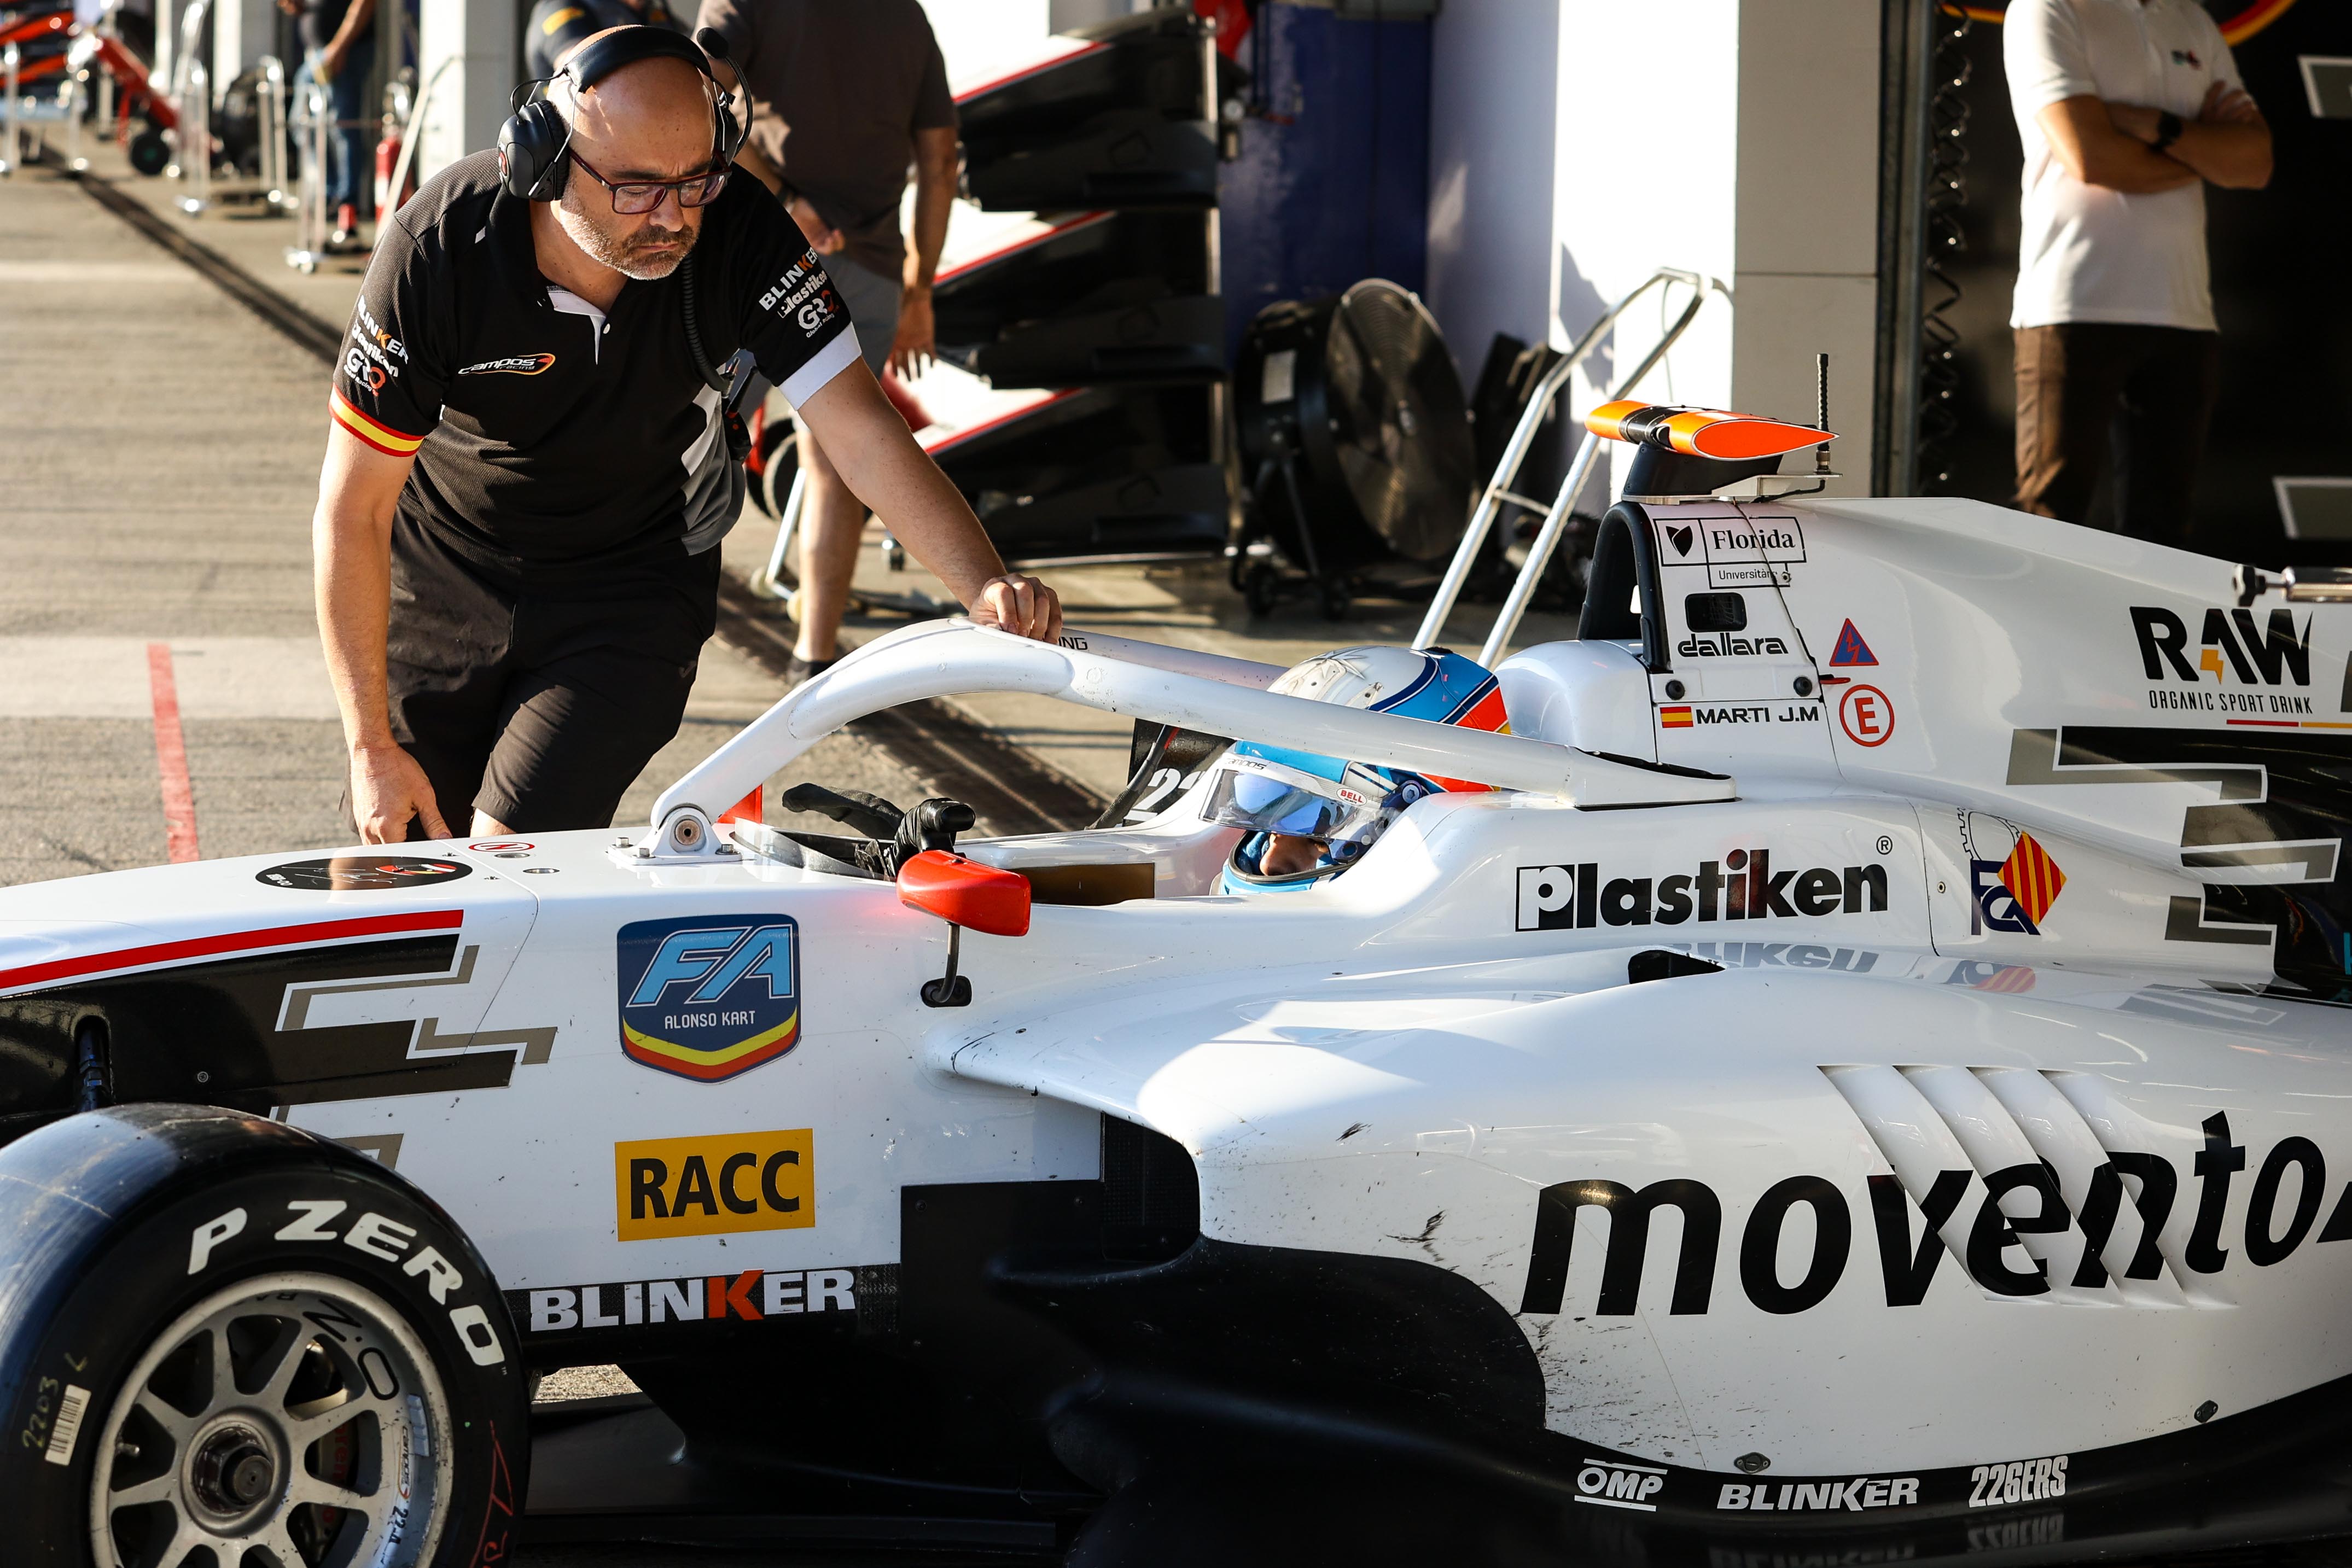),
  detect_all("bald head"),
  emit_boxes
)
[553,37,716,180]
